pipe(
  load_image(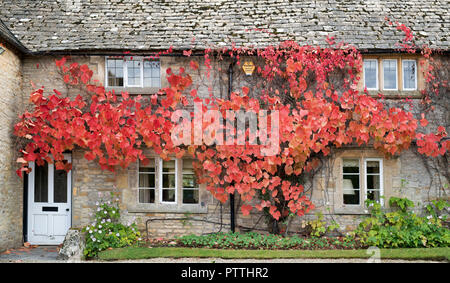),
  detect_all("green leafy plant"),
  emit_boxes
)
[302,212,341,237]
[389,197,415,212]
[82,193,141,258]
[353,197,450,248]
[425,199,449,221]
[175,232,361,250]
